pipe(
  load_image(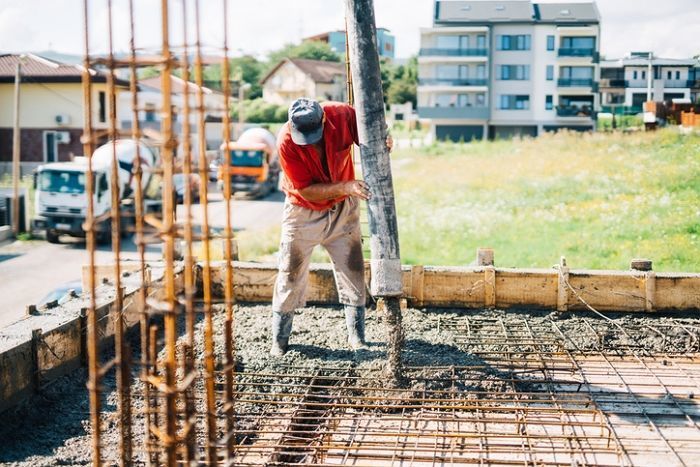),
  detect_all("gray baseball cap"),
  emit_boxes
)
[288,98,324,145]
